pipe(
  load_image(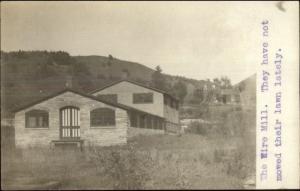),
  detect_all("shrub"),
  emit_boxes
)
[185,121,210,135]
[88,143,153,189]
